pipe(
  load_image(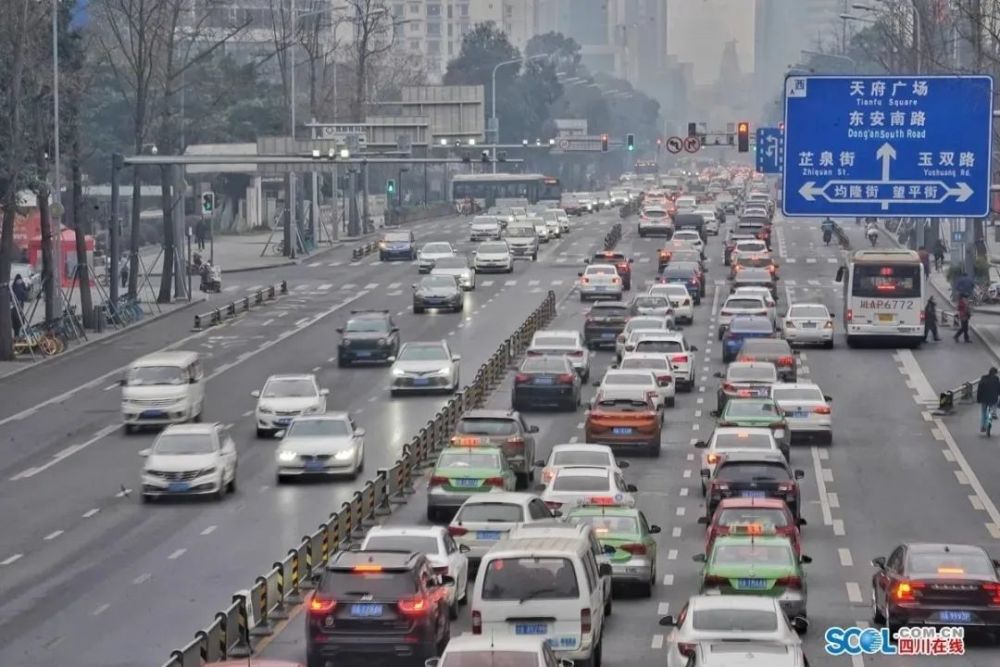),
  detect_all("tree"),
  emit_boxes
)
[342,0,399,121]
[445,23,520,134]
